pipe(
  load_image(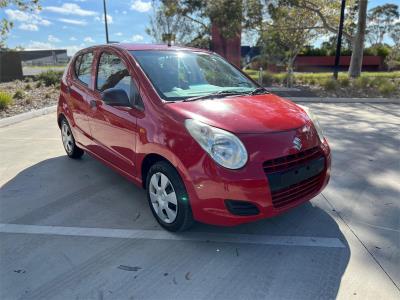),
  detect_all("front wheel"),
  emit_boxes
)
[146,161,194,232]
[60,118,84,159]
